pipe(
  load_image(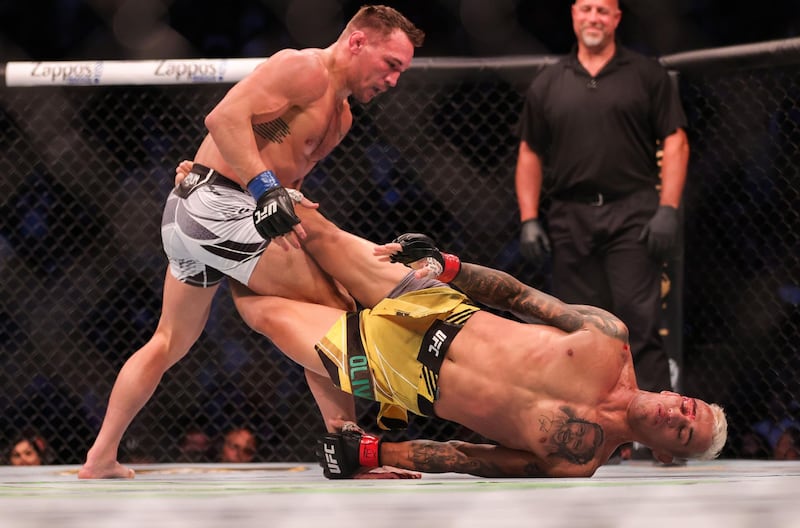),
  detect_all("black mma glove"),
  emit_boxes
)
[247,170,300,240]
[316,431,381,479]
[389,233,461,283]
[519,218,551,266]
[638,205,679,259]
